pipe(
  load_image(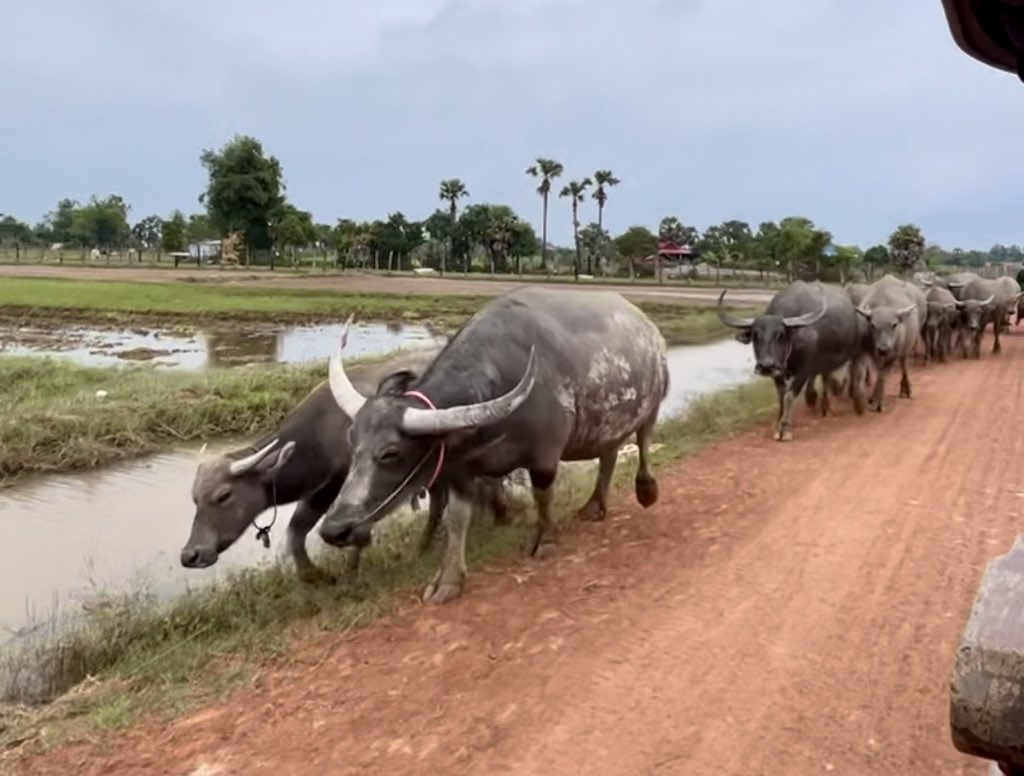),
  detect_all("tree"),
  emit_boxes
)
[273,204,318,263]
[888,224,926,275]
[458,204,536,274]
[525,157,564,274]
[578,222,615,276]
[559,178,591,278]
[863,244,890,280]
[614,225,658,277]
[199,134,286,260]
[438,179,469,275]
[0,215,34,245]
[44,198,78,244]
[131,216,163,250]
[186,213,218,242]
[831,244,863,283]
[752,221,782,280]
[591,170,620,234]
[162,211,187,252]
[701,220,754,281]
[70,195,131,249]
[658,216,699,248]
